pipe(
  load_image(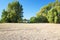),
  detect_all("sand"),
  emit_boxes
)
[0,23,60,40]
